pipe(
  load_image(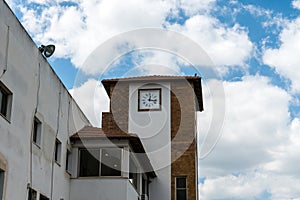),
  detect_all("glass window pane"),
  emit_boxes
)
[176,190,187,200]
[40,194,49,200]
[129,157,138,189]
[28,188,37,200]
[0,89,7,116]
[101,148,121,176]
[55,139,62,163]
[0,170,4,200]
[176,177,186,188]
[79,149,99,177]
